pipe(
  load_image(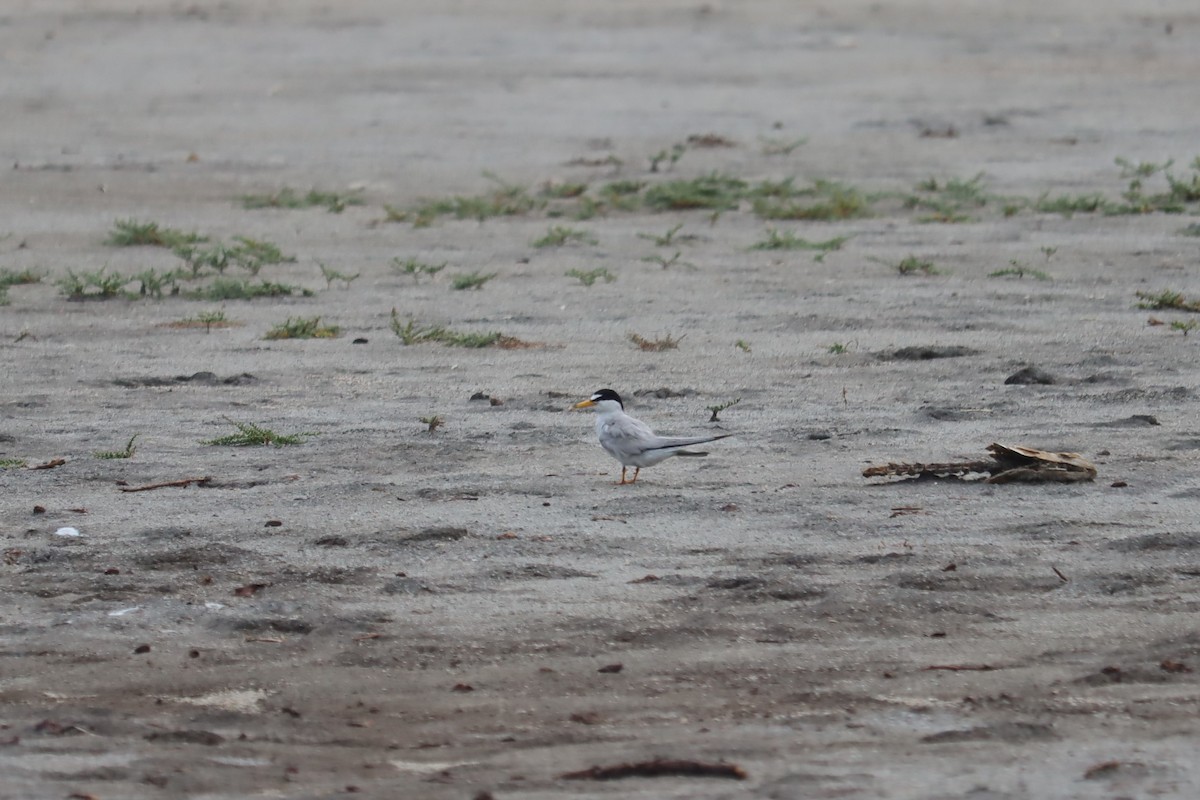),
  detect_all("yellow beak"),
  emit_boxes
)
[573,399,595,409]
